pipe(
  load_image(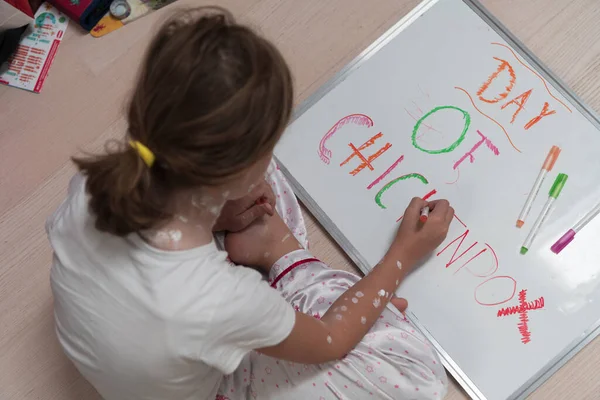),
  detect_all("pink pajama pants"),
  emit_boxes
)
[217,161,447,399]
